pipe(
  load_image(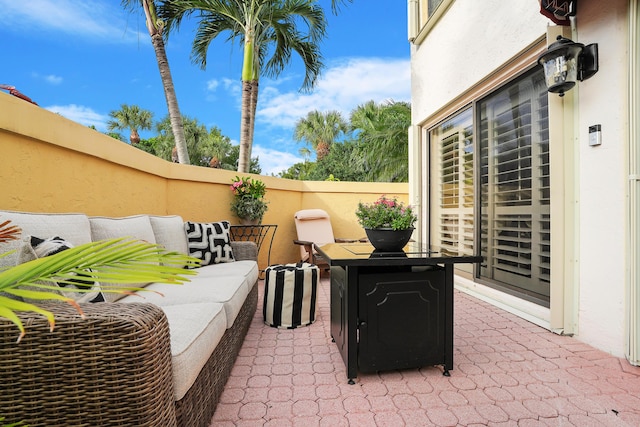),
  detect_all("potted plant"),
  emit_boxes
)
[355,195,418,252]
[230,176,268,225]
[0,218,197,342]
